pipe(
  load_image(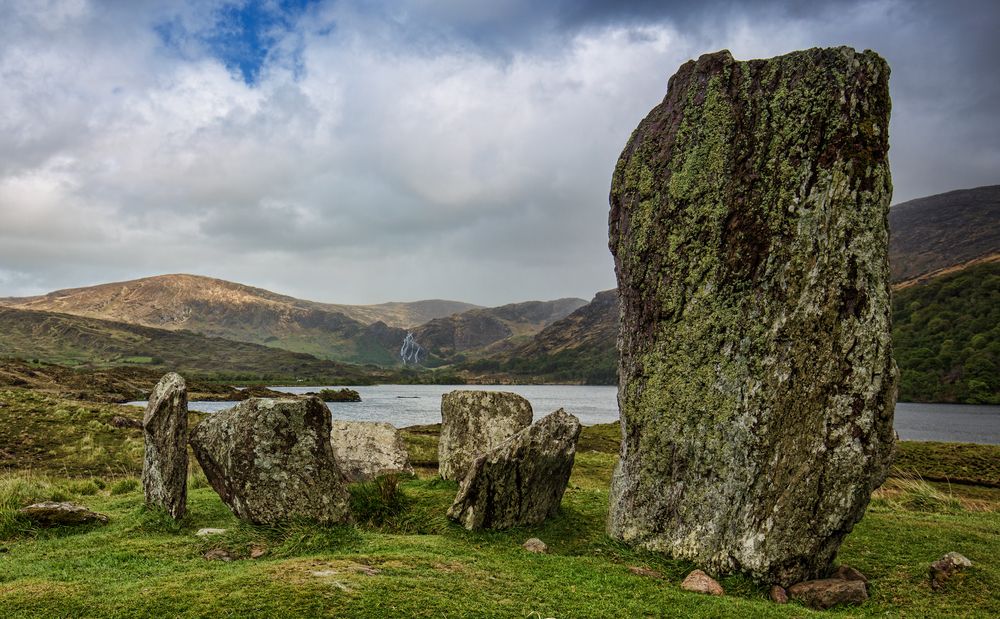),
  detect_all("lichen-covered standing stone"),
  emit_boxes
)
[189,397,349,524]
[330,420,413,482]
[142,372,188,519]
[607,48,897,585]
[447,409,581,530]
[438,390,533,481]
